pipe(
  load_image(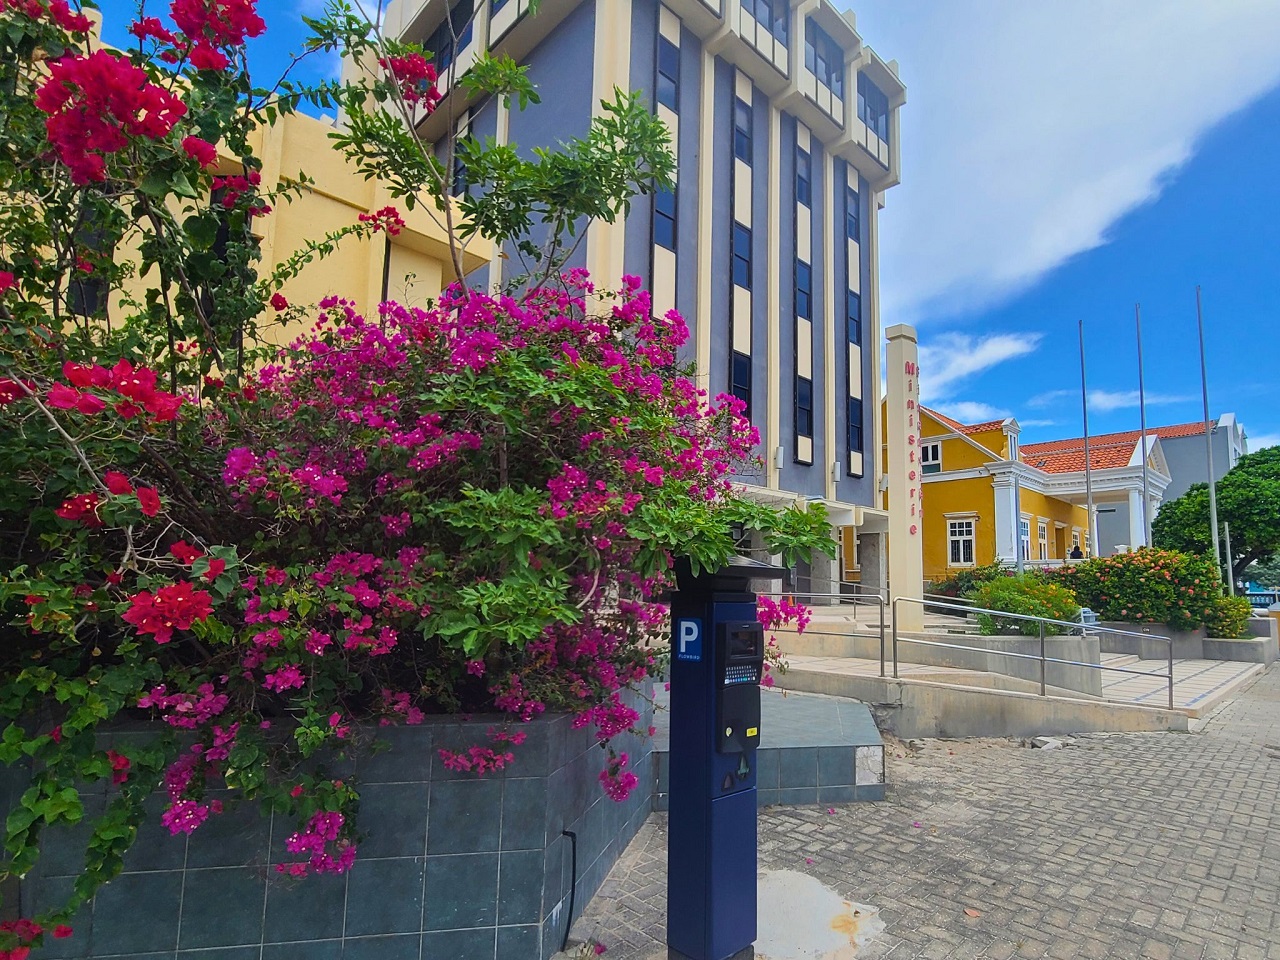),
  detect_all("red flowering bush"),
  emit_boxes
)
[1054,548,1224,631]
